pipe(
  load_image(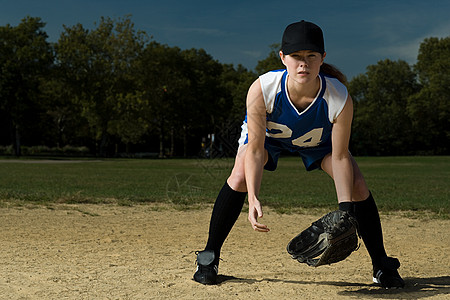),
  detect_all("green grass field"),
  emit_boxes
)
[0,156,448,218]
